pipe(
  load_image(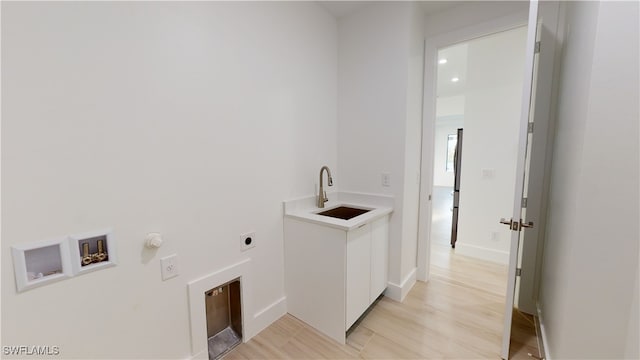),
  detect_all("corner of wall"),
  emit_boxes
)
[624,266,639,359]
[250,296,287,339]
[536,301,552,360]
[384,267,417,302]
